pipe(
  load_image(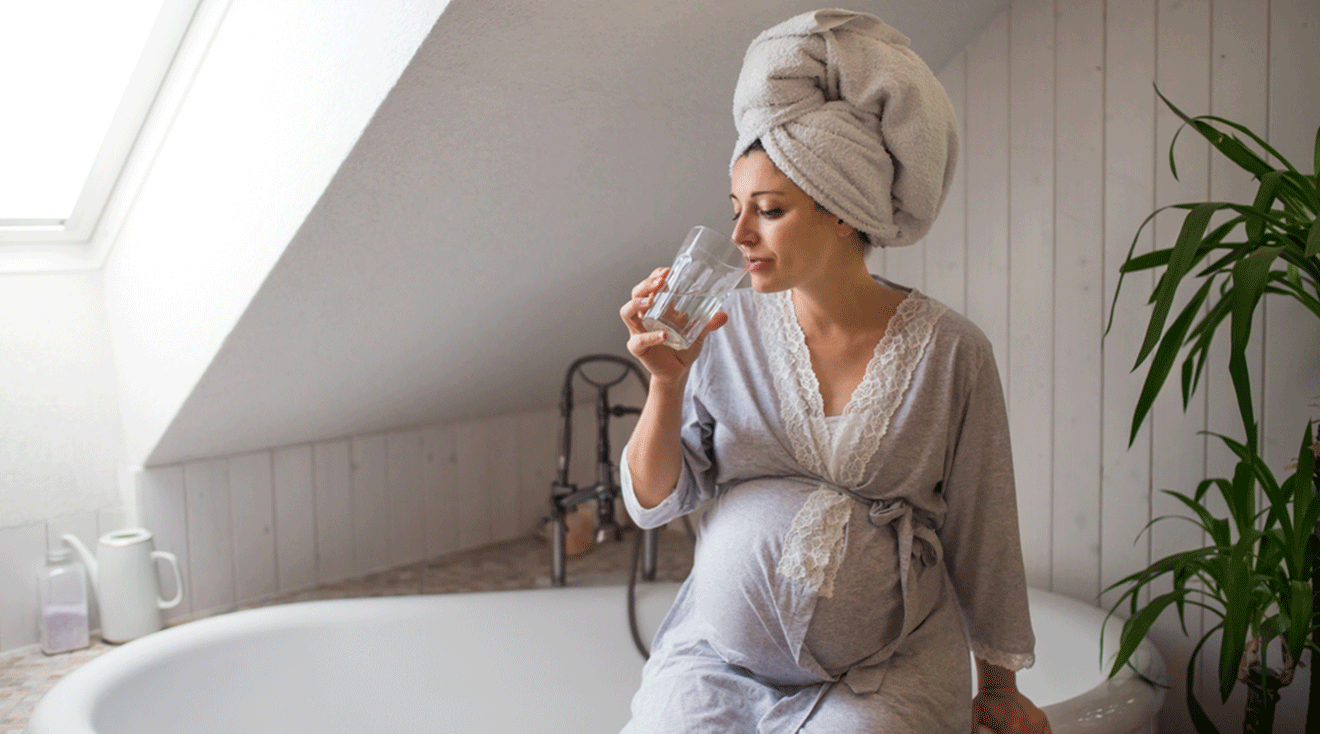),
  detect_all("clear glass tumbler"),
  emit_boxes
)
[641,226,748,350]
